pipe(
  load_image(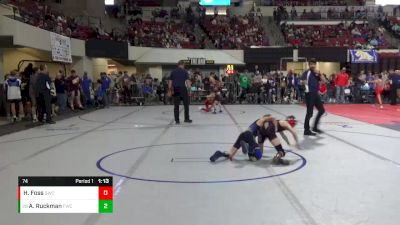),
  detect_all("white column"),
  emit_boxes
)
[293,49,299,62]
[148,66,162,80]
[92,58,108,80]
